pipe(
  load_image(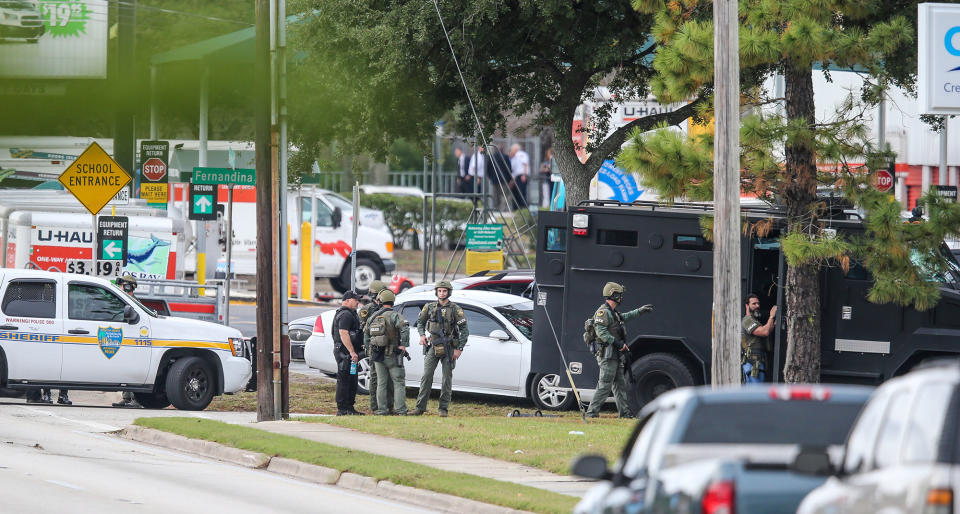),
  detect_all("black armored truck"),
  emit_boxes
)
[531,200,960,410]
